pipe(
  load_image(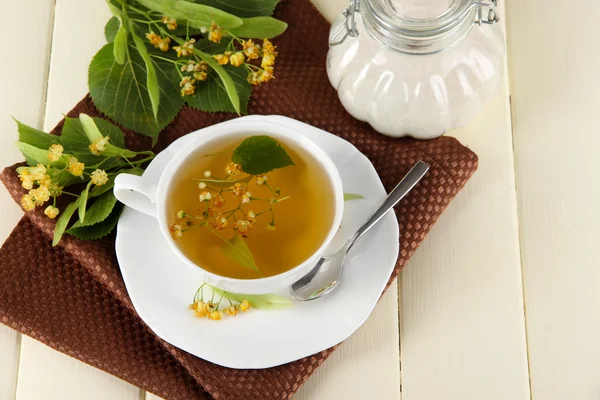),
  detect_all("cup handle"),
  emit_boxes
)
[114,173,157,218]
